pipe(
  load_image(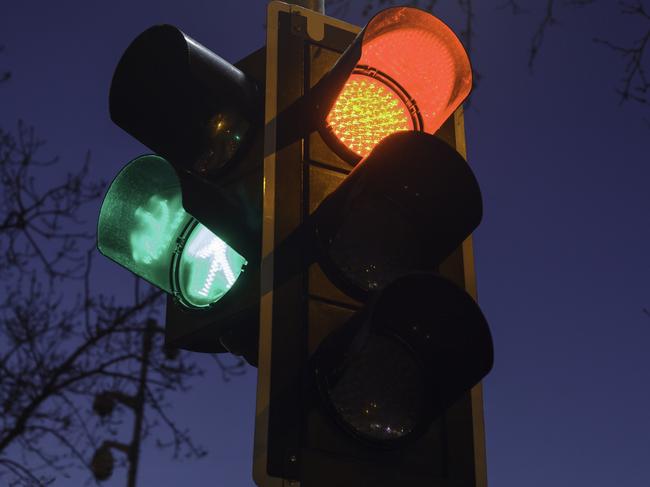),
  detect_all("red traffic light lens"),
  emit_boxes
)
[320,7,472,164]
[325,71,417,159]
